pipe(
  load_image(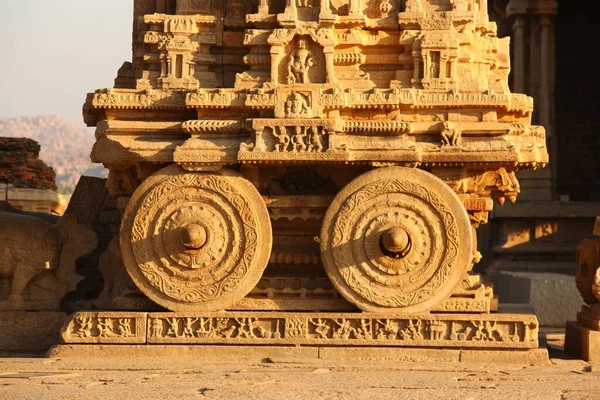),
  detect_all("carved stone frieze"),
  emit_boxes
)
[59,311,539,348]
[60,312,147,344]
